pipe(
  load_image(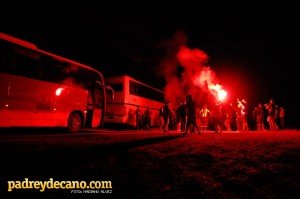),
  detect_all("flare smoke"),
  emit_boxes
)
[159,31,226,107]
